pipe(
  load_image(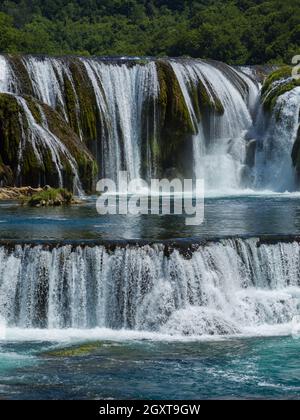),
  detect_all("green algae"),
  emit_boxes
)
[44,342,104,357]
